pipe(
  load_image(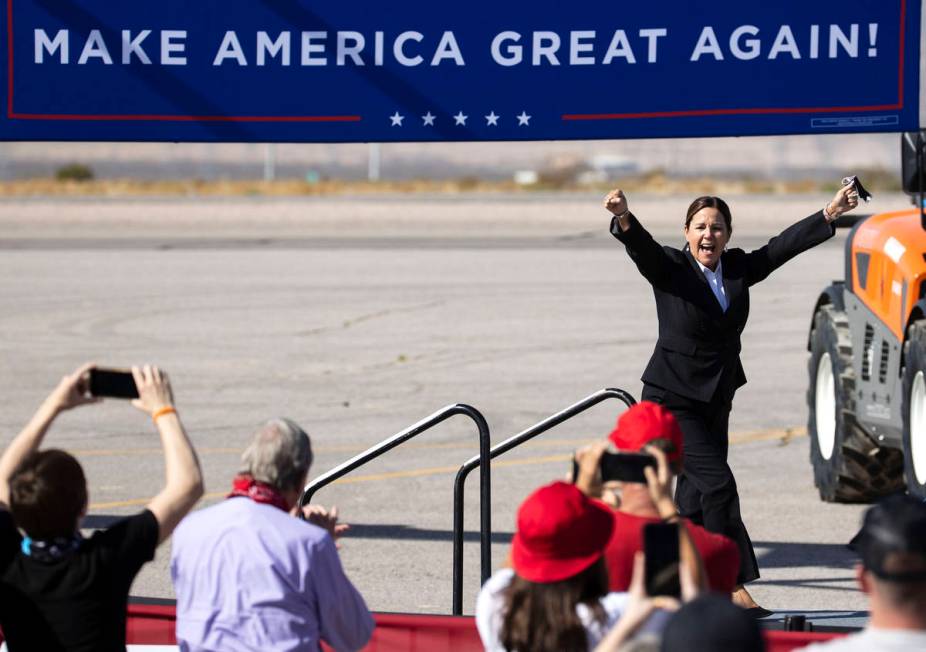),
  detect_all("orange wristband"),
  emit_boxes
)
[151,406,177,423]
